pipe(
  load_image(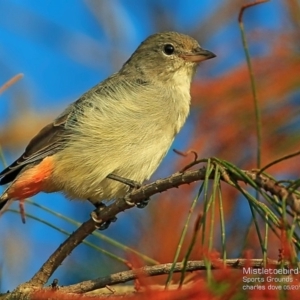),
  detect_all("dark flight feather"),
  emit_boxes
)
[0,107,73,185]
